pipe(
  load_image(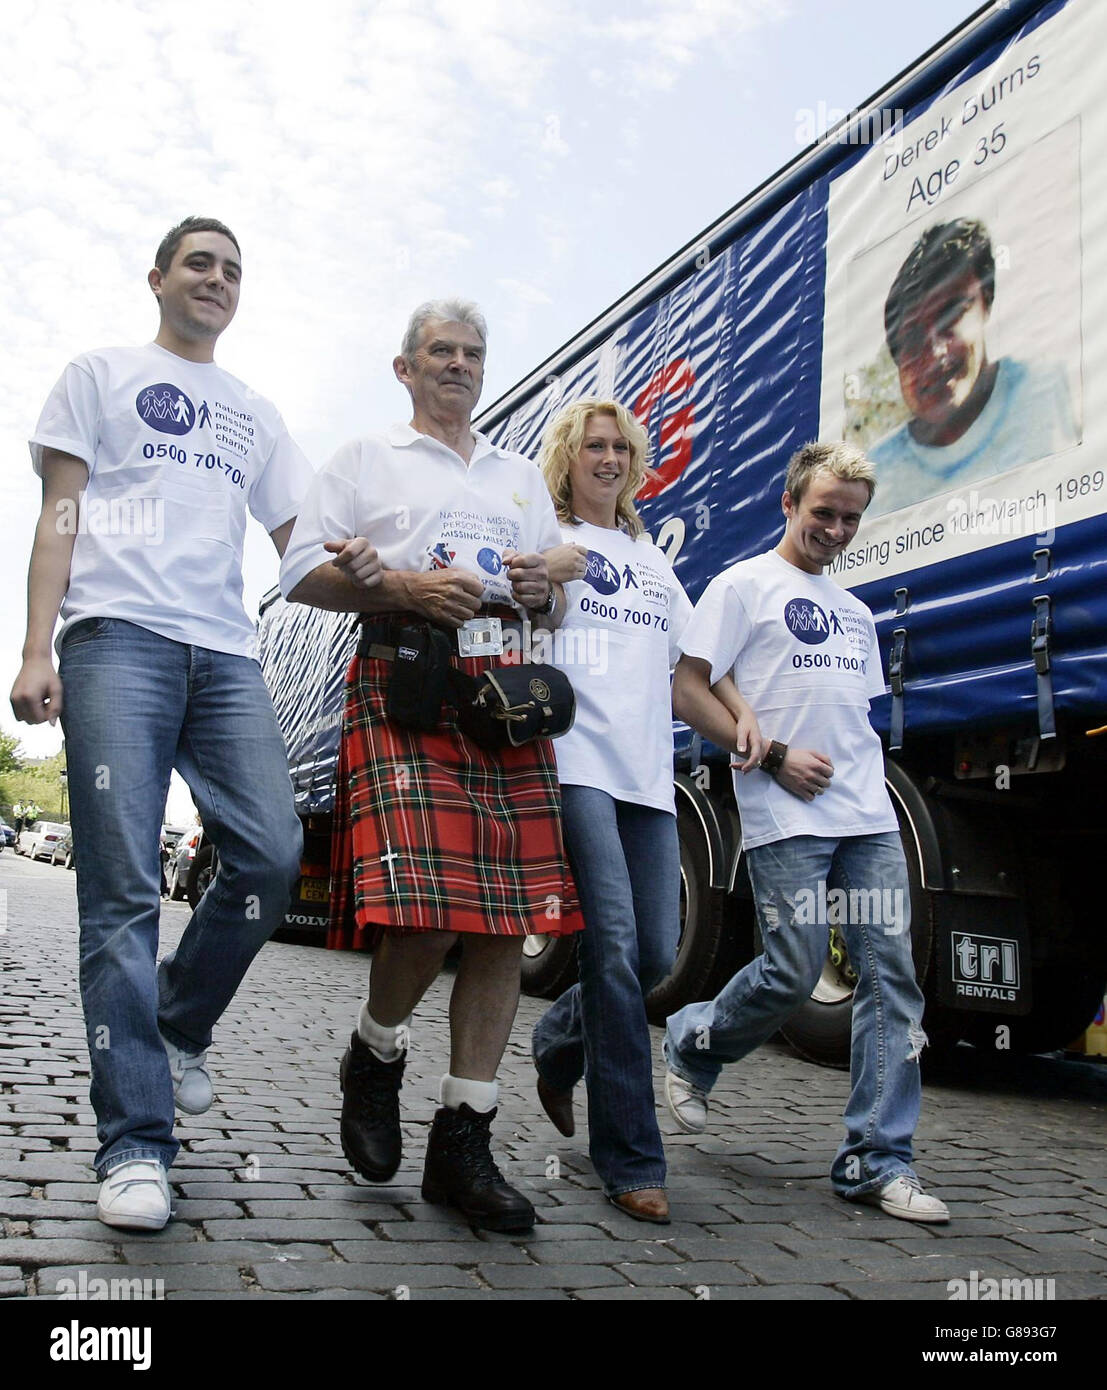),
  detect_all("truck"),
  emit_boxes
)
[259,0,1107,1066]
